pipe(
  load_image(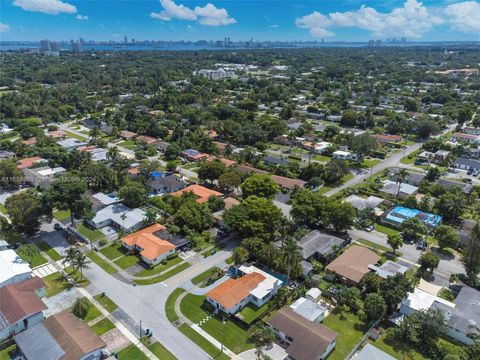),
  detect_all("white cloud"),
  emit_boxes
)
[13,0,77,15]
[76,14,88,21]
[150,0,235,26]
[0,23,10,32]
[296,0,443,38]
[444,1,480,33]
[269,24,279,28]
